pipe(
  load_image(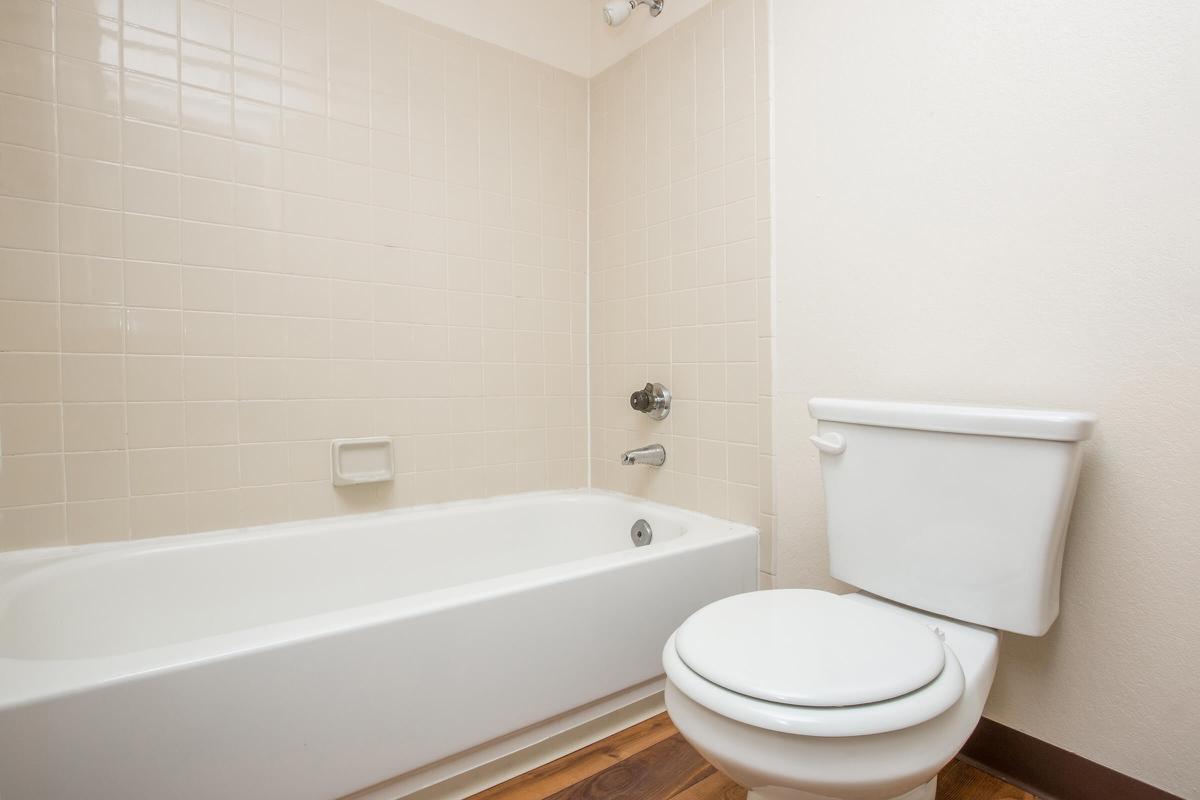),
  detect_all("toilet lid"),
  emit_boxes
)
[674,589,947,707]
